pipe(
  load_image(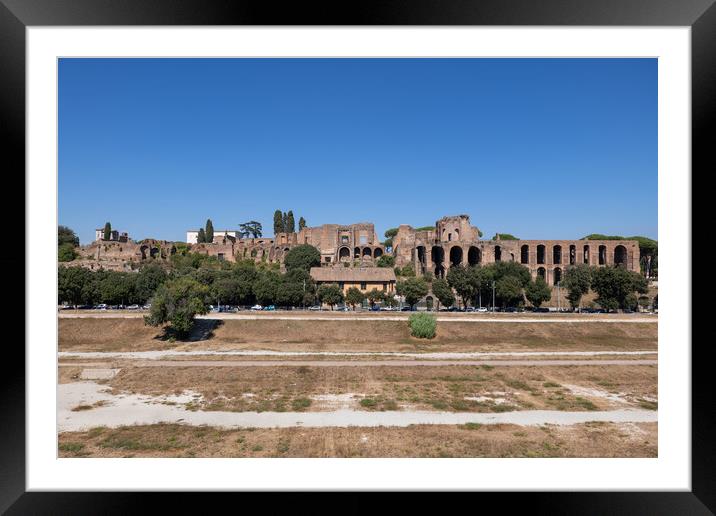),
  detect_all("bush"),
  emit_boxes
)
[408,312,437,339]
